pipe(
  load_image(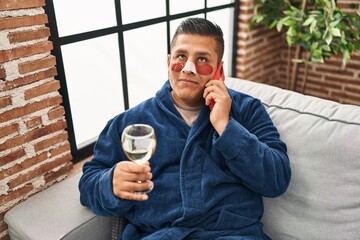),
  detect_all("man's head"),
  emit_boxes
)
[170,18,224,62]
[167,18,225,108]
